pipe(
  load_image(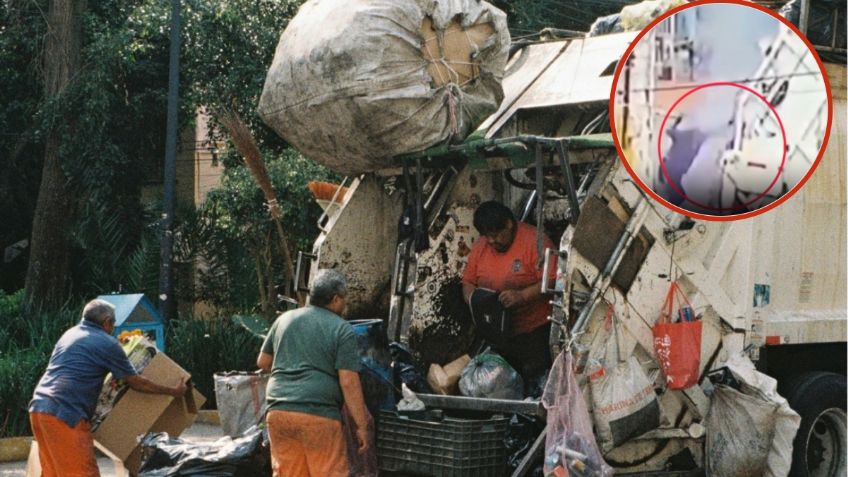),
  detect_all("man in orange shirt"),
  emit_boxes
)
[462,201,556,390]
